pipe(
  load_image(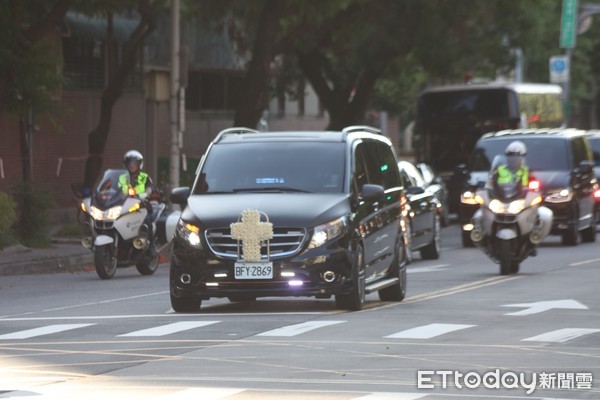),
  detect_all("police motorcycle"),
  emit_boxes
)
[75,169,180,279]
[469,156,553,275]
